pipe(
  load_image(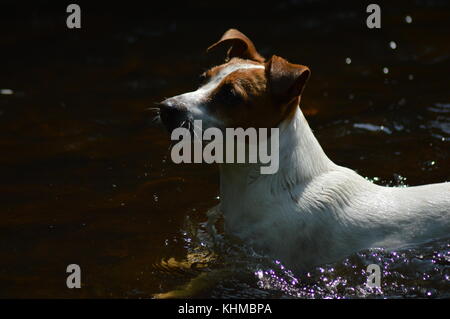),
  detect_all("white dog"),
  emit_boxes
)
[158,29,450,271]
